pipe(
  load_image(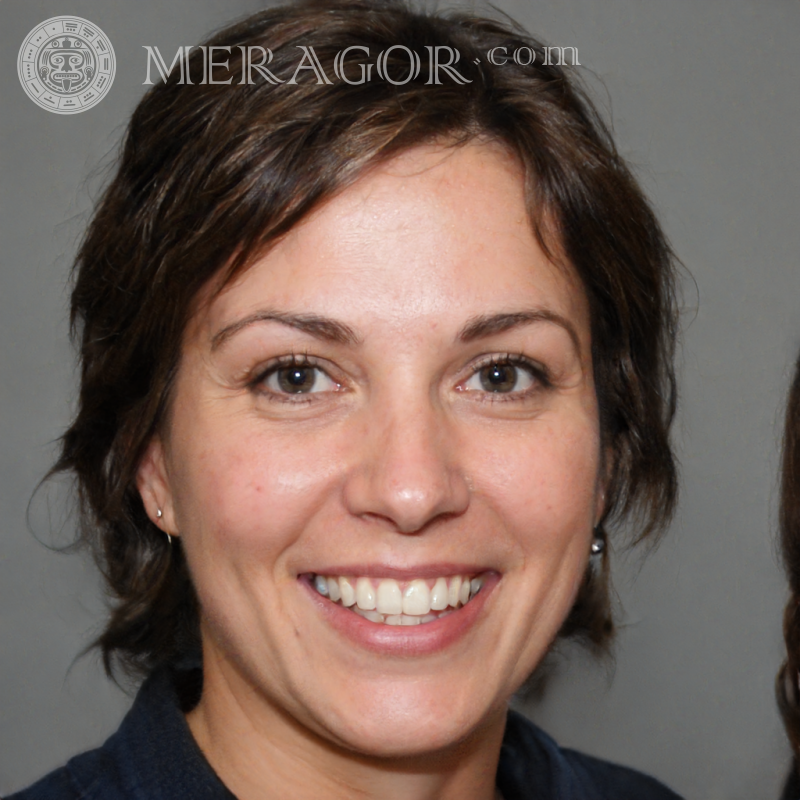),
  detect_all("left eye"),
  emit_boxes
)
[463,361,537,394]
[263,364,337,395]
